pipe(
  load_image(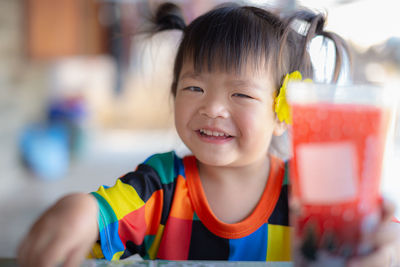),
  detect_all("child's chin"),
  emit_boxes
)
[196,153,236,167]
